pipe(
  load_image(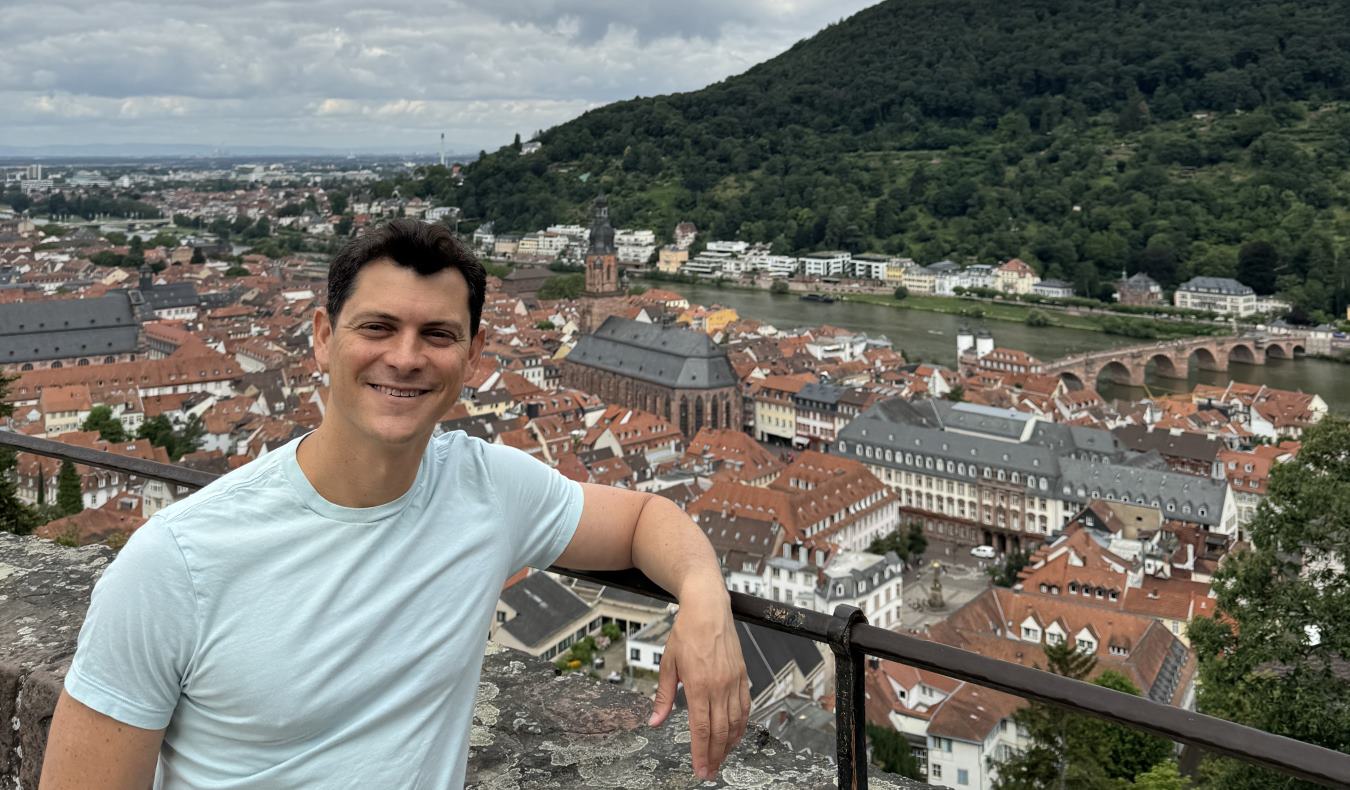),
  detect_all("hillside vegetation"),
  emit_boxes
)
[394,0,1350,322]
